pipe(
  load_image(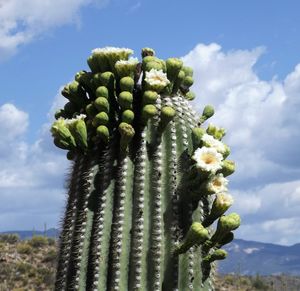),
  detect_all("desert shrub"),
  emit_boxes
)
[28,235,48,248]
[43,248,57,265]
[252,274,269,290]
[17,243,33,254]
[0,233,20,244]
[47,237,56,246]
